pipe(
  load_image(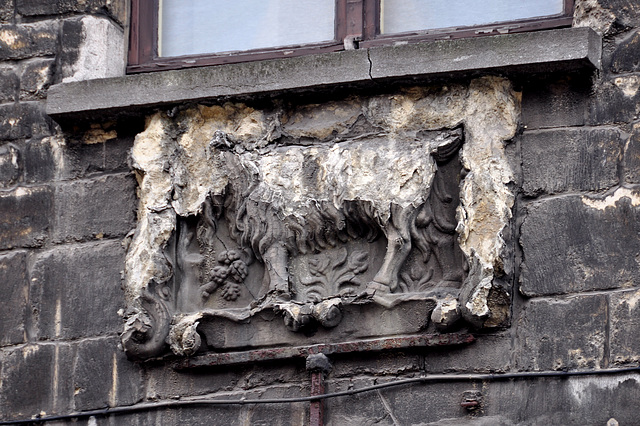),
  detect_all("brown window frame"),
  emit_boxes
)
[128,0,574,74]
